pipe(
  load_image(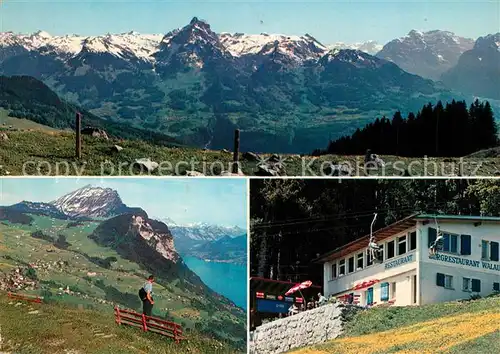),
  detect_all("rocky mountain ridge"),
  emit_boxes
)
[169,222,246,242]
[52,185,132,218]
[441,33,500,100]
[1,22,382,65]
[377,29,475,80]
